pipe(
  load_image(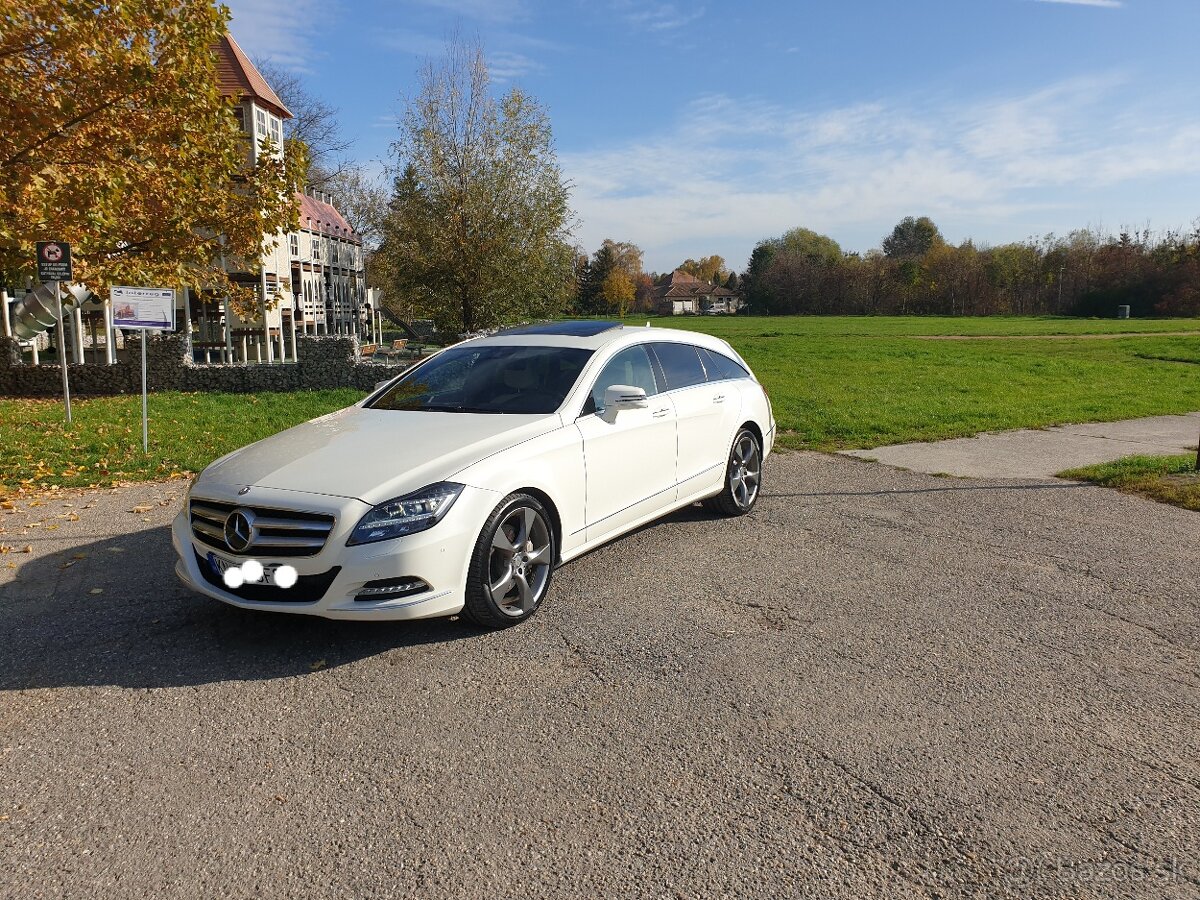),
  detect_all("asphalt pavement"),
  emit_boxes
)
[2,453,1198,898]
